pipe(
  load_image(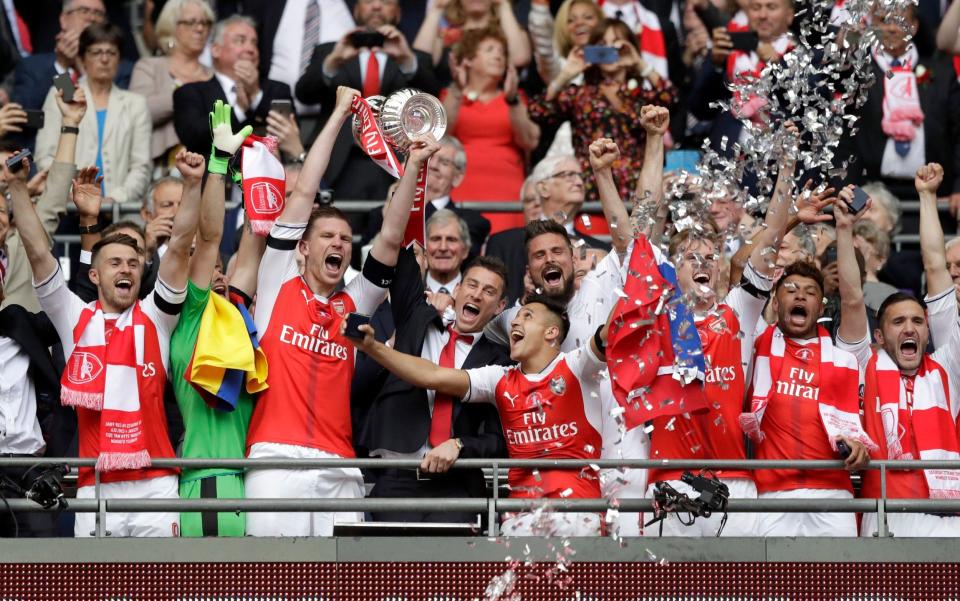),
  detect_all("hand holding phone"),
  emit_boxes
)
[844,186,870,215]
[583,45,620,65]
[728,31,759,52]
[836,440,852,460]
[5,149,31,174]
[344,312,372,340]
[270,99,293,120]
[348,30,387,49]
[52,73,76,103]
